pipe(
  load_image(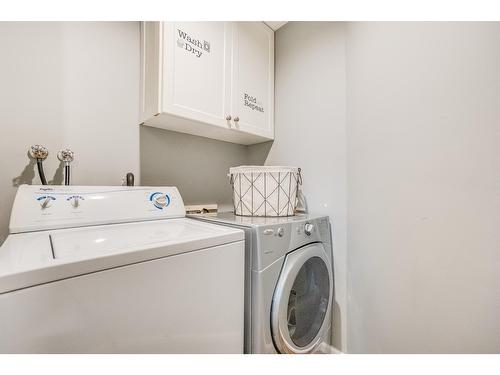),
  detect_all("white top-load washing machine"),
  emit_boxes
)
[189,212,334,354]
[0,185,245,354]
